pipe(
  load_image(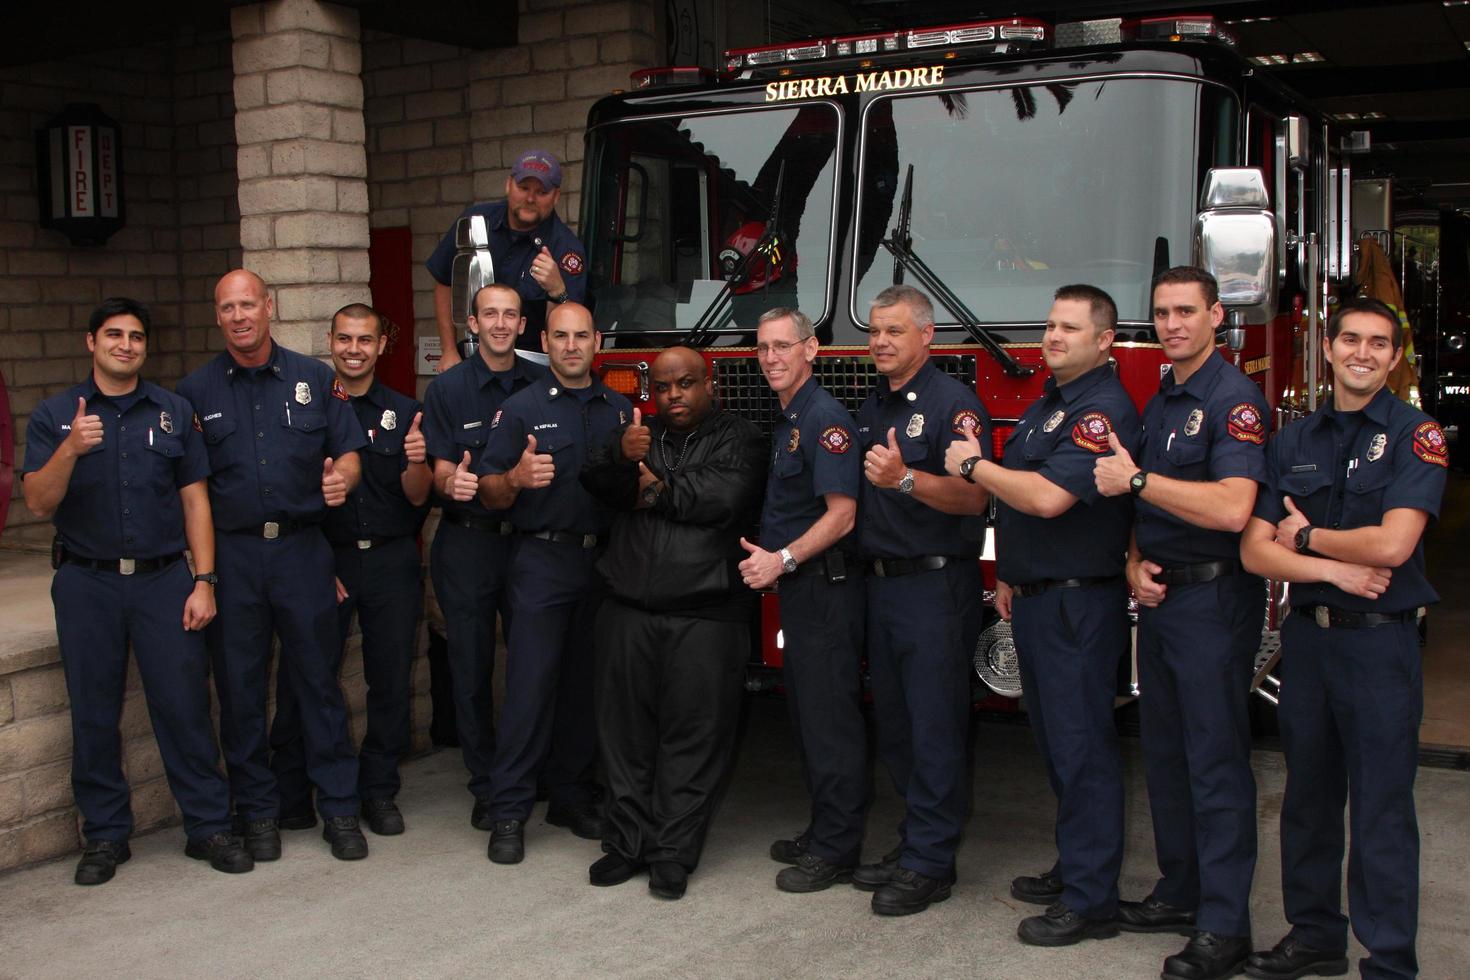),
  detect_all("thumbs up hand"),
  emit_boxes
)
[510,434,555,490]
[737,536,784,591]
[864,426,906,489]
[1094,430,1140,498]
[1273,496,1312,550]
[449,450,479,502]
[403,412,426,464]
[529,245,566,295]
[322,456,348,506]
[621,406,651,462]
[67,397,104,455]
